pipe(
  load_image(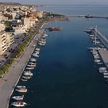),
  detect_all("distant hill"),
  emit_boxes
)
[0,2,21,5]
